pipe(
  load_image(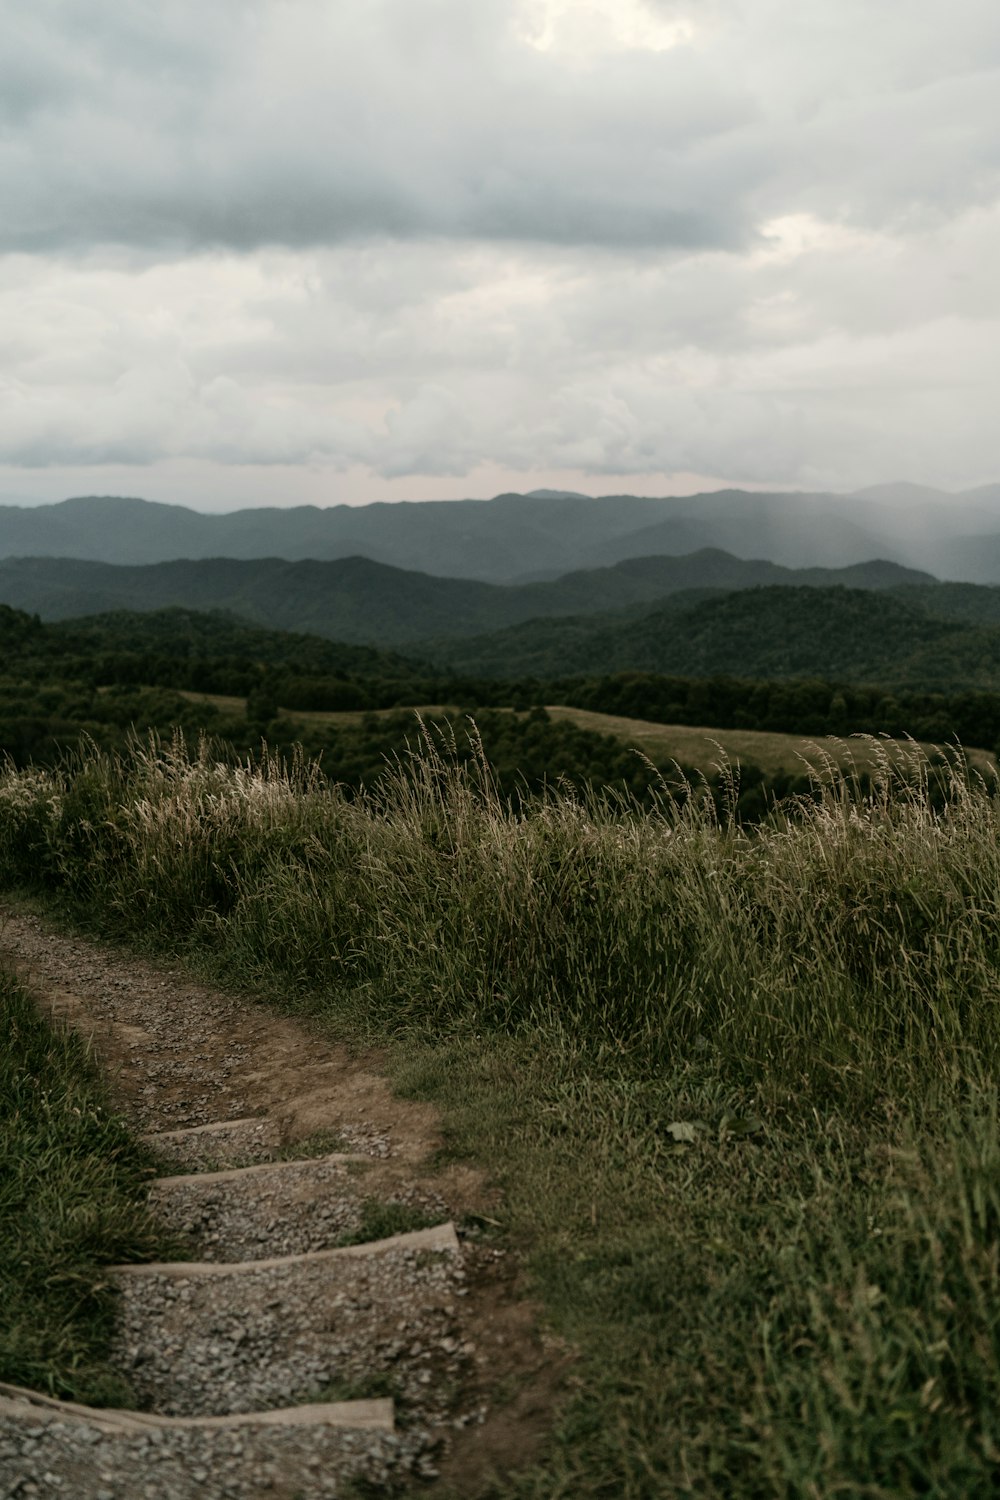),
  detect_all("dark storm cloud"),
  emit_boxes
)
[0,0,918,254]
[1,0,999,496]
[1,0,996,256]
